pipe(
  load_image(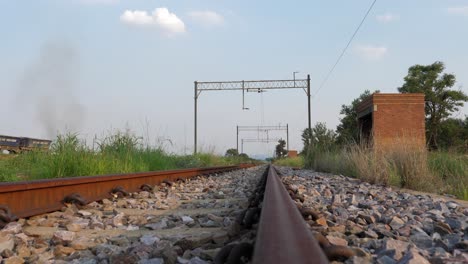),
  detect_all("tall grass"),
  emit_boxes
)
[0,132,254,182]
[304,142,467,200]
[274,156,304,168]
[428,151,468,199]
